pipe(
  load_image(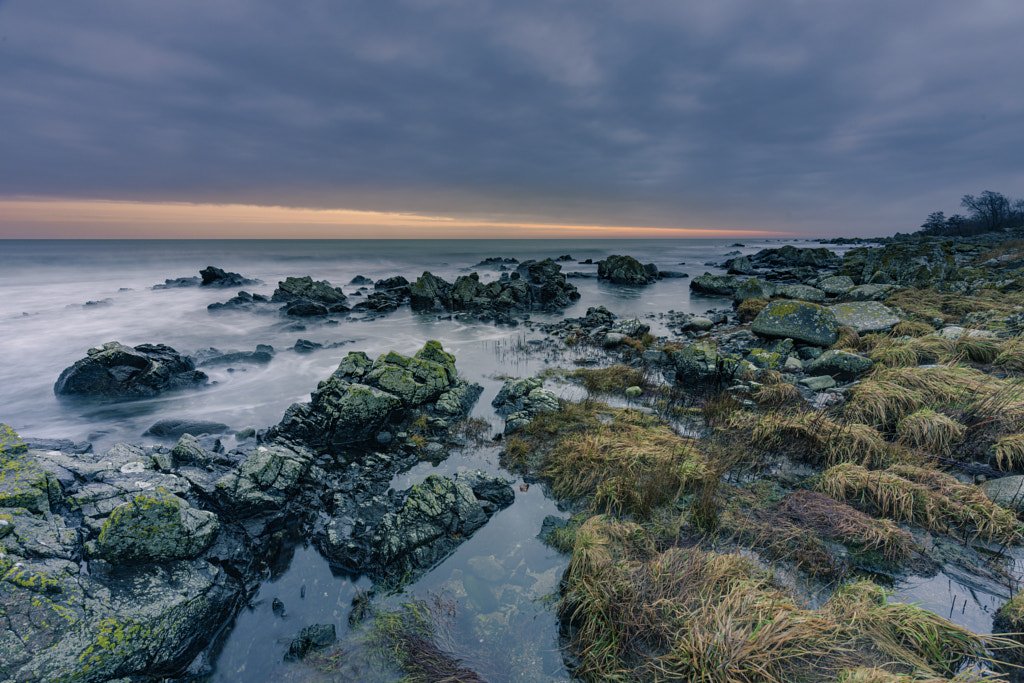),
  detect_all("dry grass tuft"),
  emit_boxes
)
[843,365,990,428]
[737,297,769,322]
[992,432,1024,472]
[895,408,966,455]
[890,320,936,337]
[817,462,1021,544]
[832,326,862,351]
[995,335,1024,372]
[752,381,801,407]
[573,365,648,395]
[749,410,897,469]
[541,408,706,519]
[954,333,1001,364]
